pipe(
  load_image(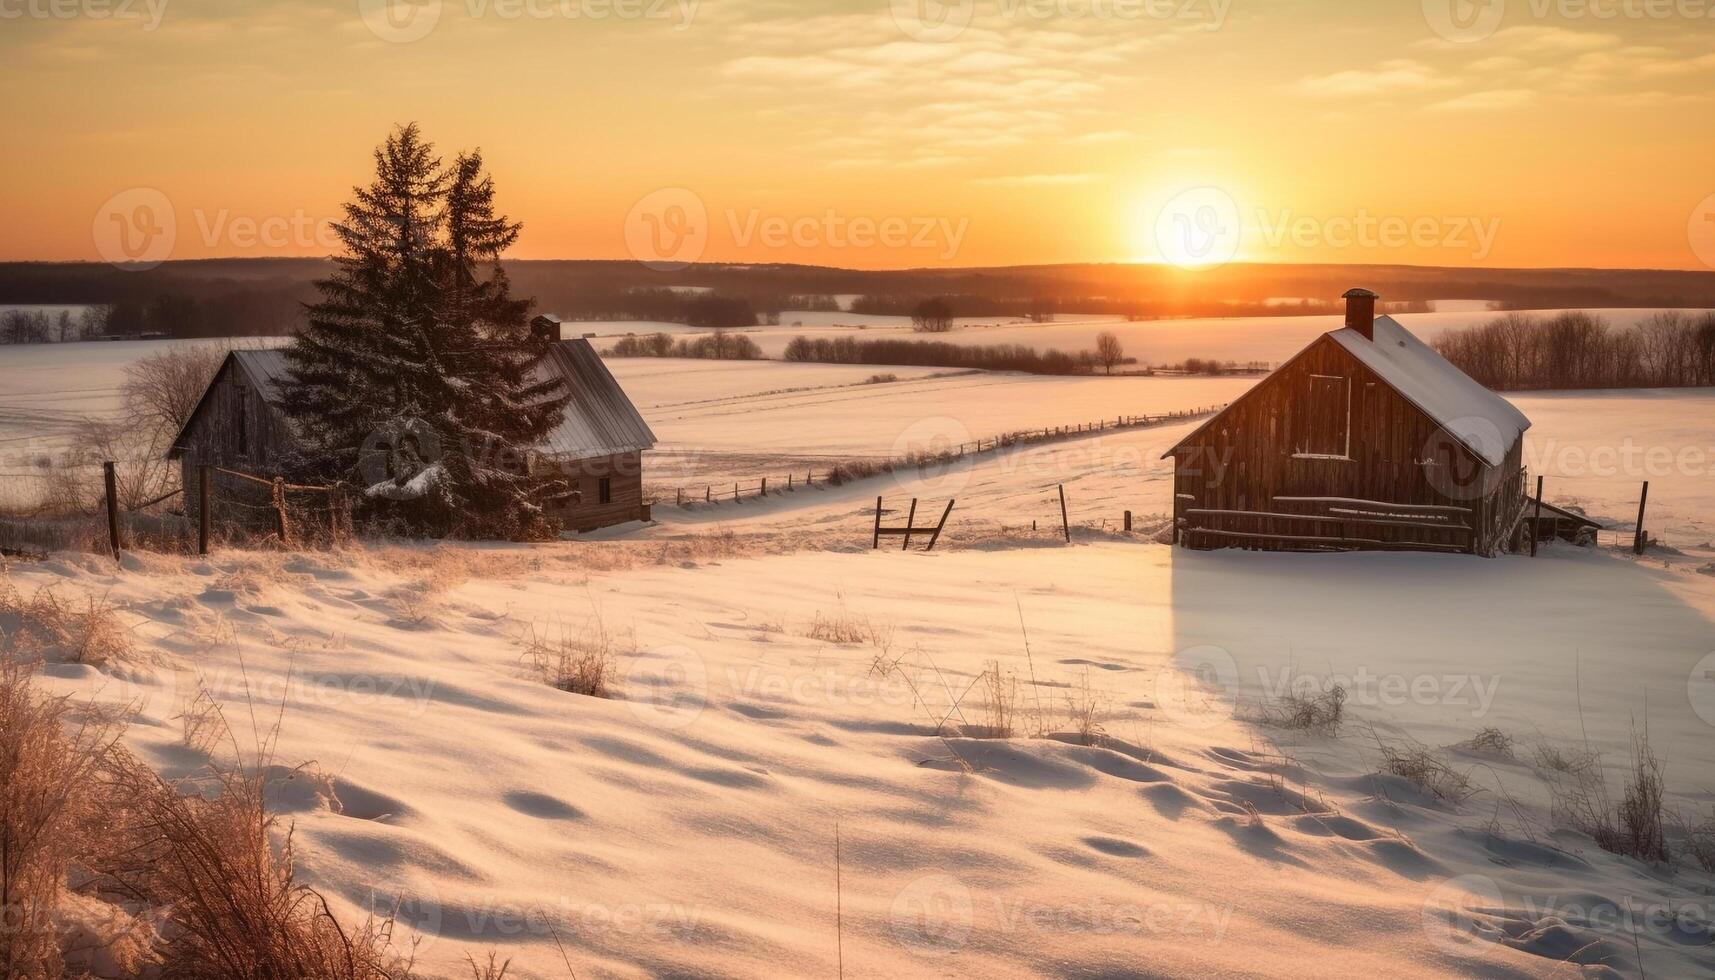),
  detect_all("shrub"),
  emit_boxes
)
[522,618,617,698]
[0,583,134,667]
[1551,731,1668,864]
[0,661,121,977]
[1464,727,1515,757]
[1248,684,1346,734]
[1378,740,1475,804]
[975,661,1017,739]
